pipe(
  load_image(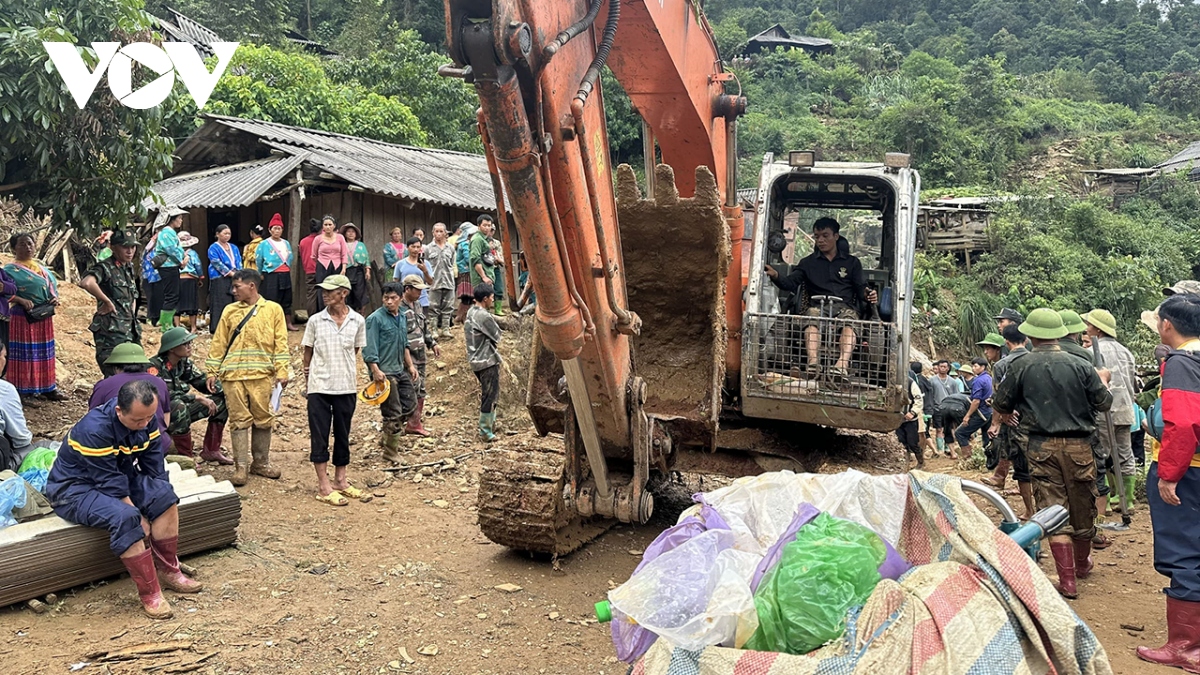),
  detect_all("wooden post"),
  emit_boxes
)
[287,168,304,318]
